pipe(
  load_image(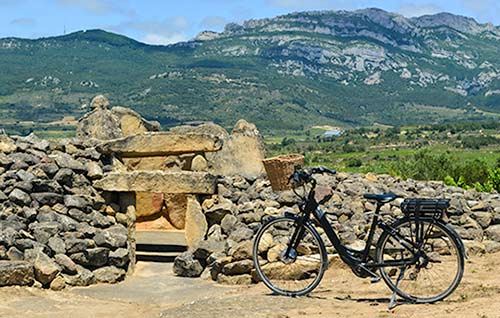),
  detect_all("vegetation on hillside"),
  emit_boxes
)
[0,8,499,133]
[267,121,500,192]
